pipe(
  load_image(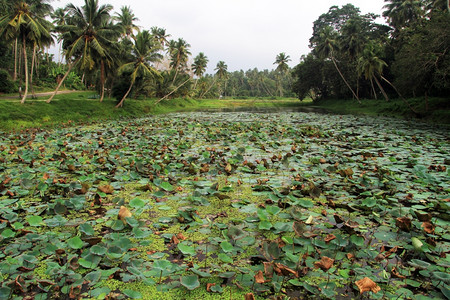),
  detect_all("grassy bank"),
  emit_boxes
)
[312,97,450,125]
[1,91,448,130]
[0,92,301,130]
